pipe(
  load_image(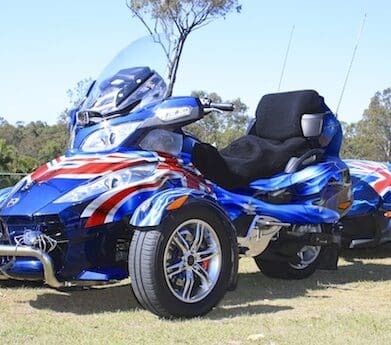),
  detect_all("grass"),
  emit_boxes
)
[1,244,391,345]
